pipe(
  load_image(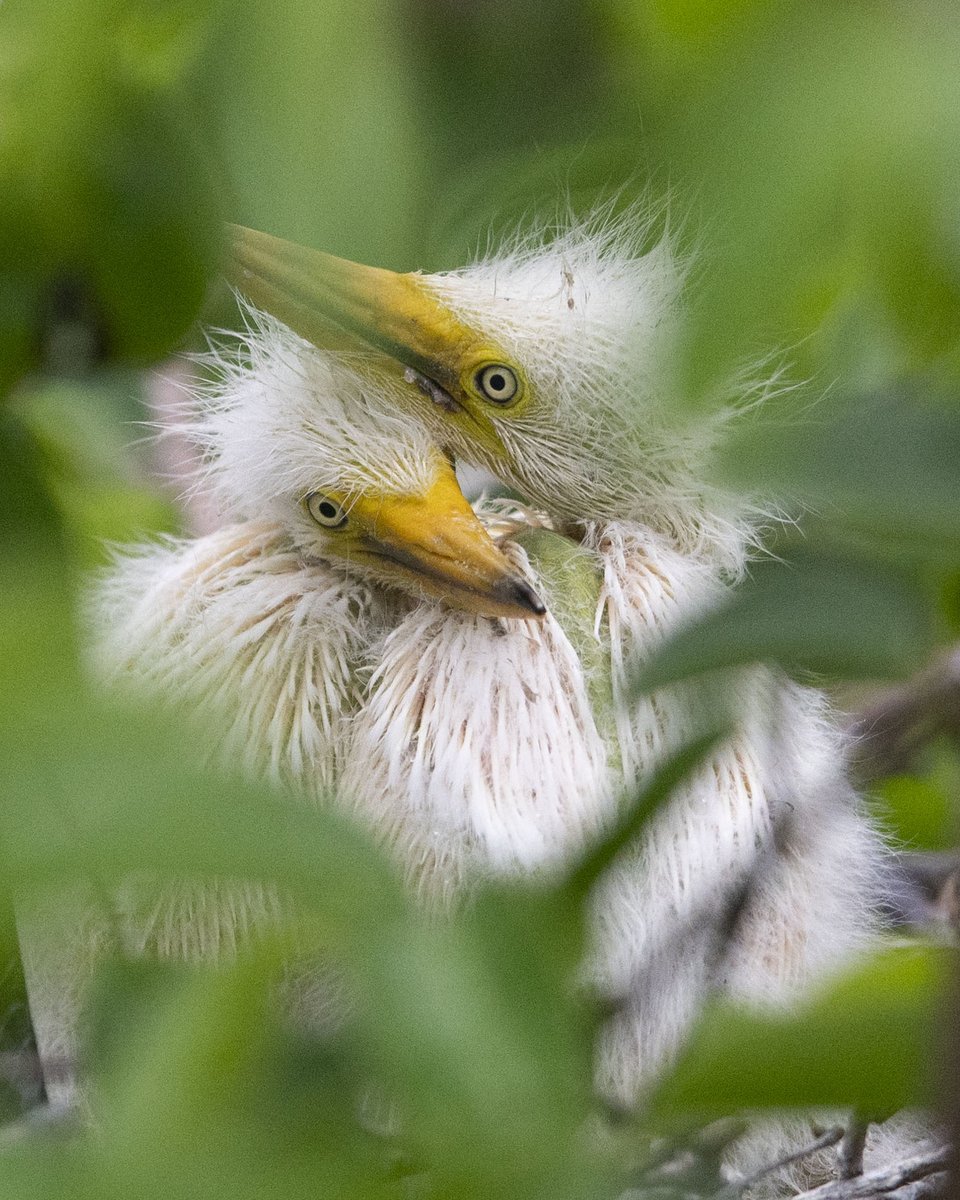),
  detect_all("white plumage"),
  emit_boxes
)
[93,522,383,795]
[22,211,916,1188]
[231,215,892,1101]
[340,533,611,907]
[216,212,914,1183]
